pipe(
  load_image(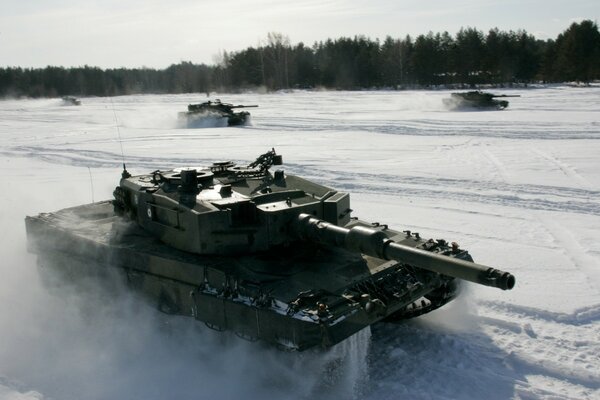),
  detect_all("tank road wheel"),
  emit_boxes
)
[235,331,259,342]
[157,289,181,315]
[204,322,226,332]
